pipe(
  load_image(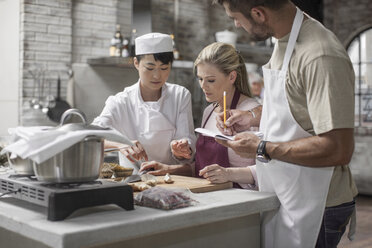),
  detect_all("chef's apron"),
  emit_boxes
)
[195,89,241,188]
[138,103,176,162]
[257,8,334,248]
[119,88,176,173]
